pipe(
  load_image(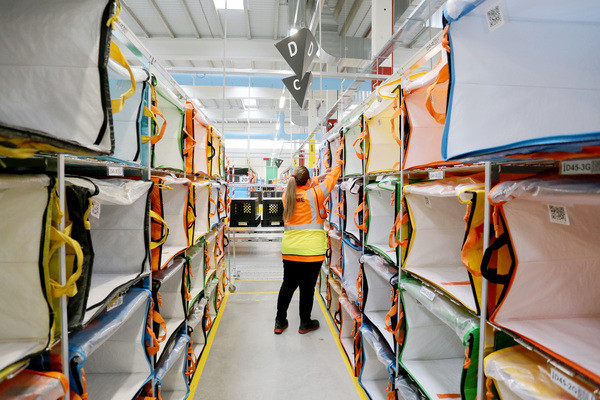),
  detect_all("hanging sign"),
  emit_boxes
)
[283,72,313,108]
[275,28,318,77]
